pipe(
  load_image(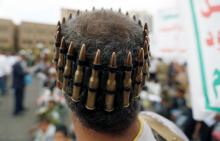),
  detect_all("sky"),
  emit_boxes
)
[0,0,174,24]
